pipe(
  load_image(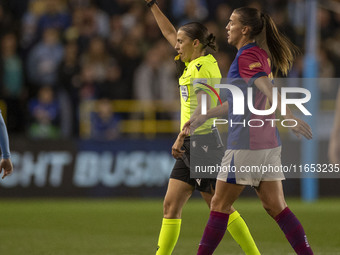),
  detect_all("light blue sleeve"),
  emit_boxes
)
[0,111,11,159]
